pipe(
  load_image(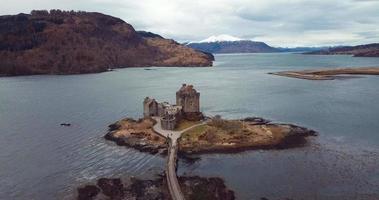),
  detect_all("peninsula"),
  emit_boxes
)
[305,43,379,57]
[0,10,213,76]
[269,67,379,80]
